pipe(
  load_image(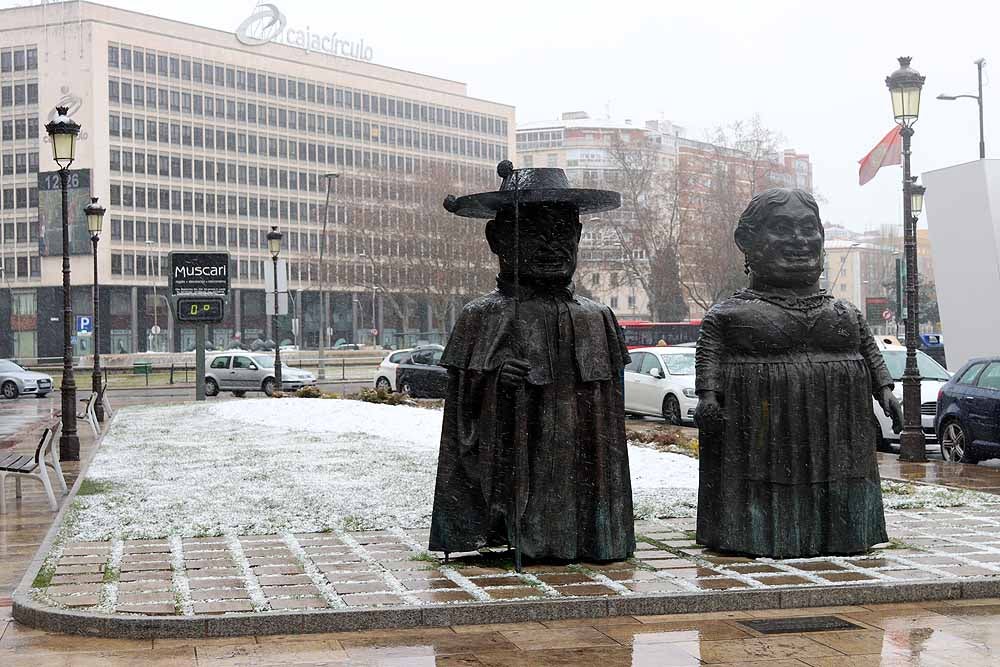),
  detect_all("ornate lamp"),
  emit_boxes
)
[886,57,925,127]
[44,106,81,169]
